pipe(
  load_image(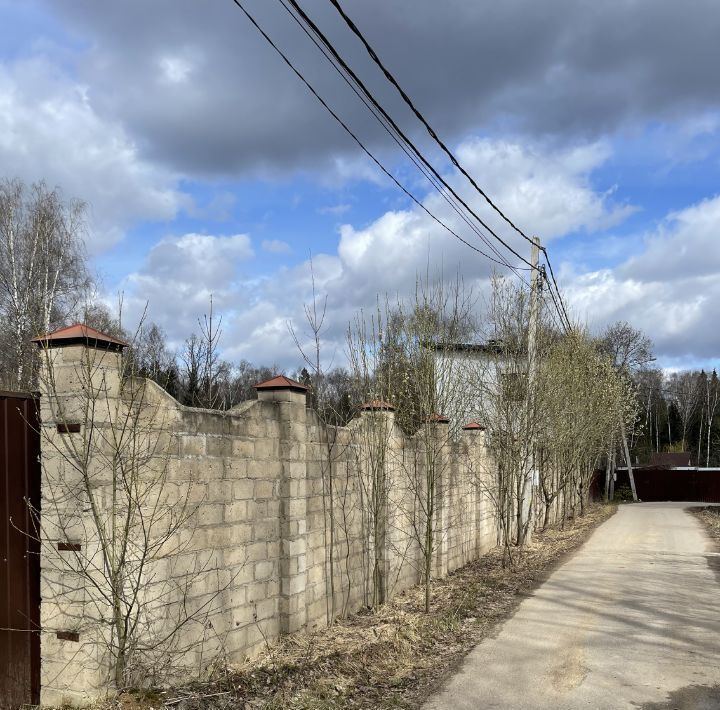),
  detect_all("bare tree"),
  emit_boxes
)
[667,371,701,451]
[347,299,397,608]
[289,260,357,622]
[179,296,224,409]
[600,322,654,501]
[383,276,477,611]
[704,370,720,467]
[472,275,550,557]
[0,179,90,389]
